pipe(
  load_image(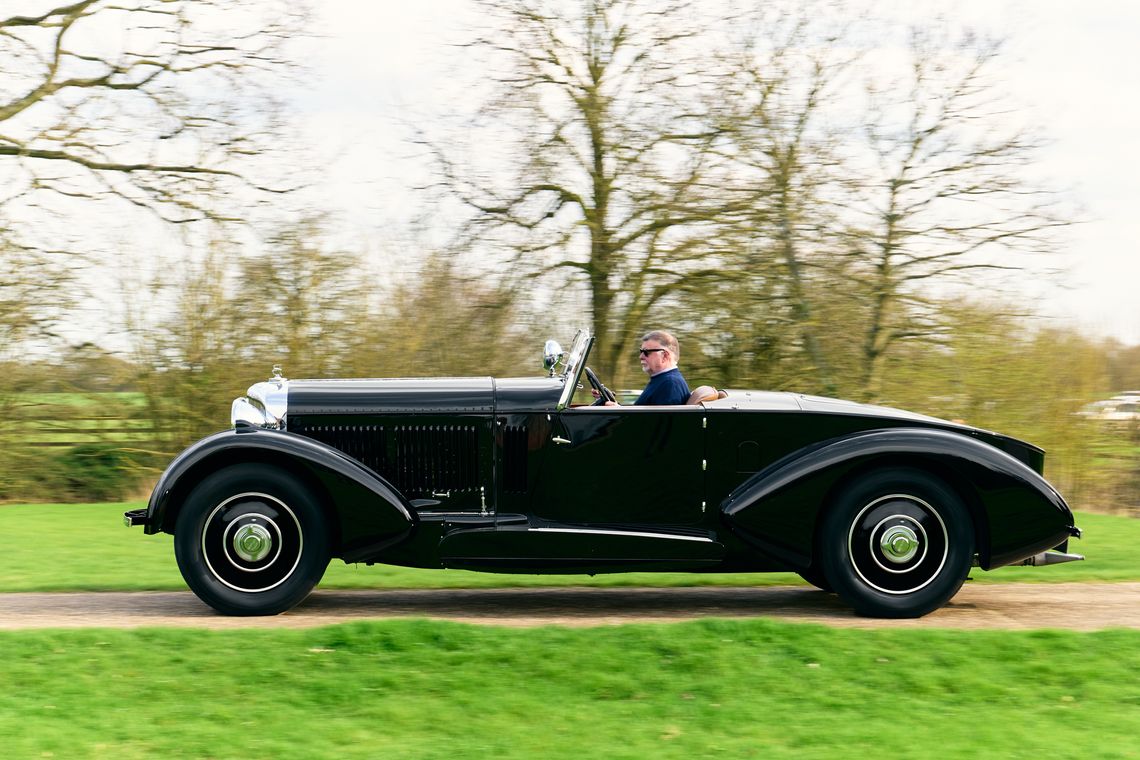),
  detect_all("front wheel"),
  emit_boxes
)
[174,463,330,616]
[819,468,973,618]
